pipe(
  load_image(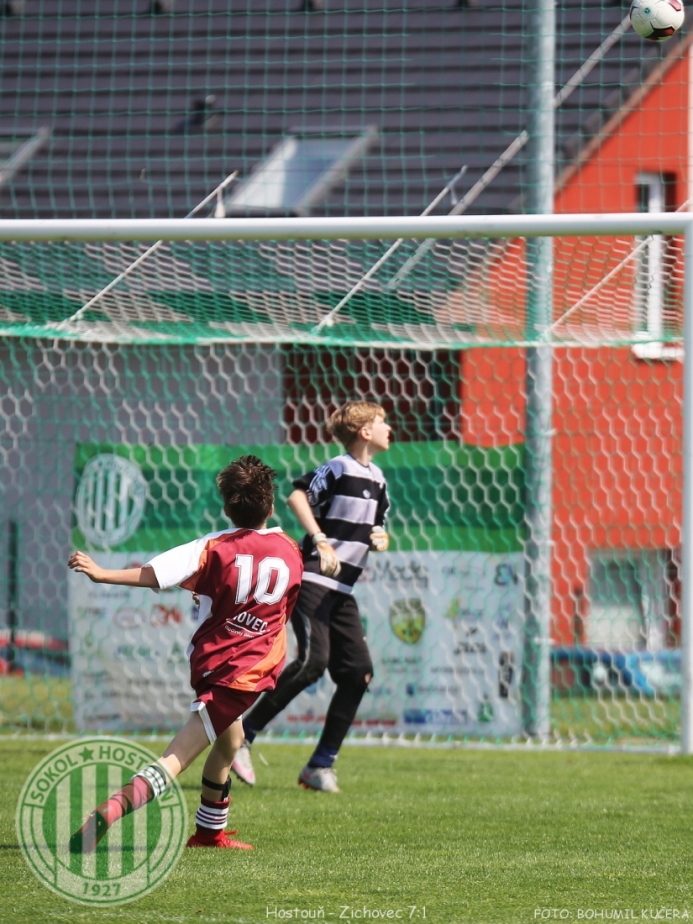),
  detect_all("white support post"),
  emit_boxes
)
[681,219,693,754]
[522,0,555,740]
